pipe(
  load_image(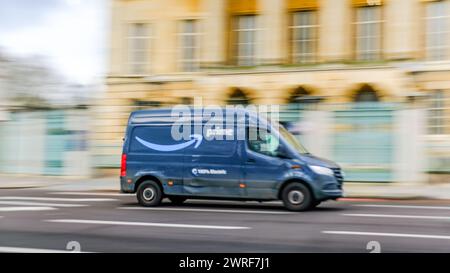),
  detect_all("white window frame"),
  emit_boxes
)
[425,1,449,61]
[354,6,383,61]
[428,90,448,135]
[234,15,257,66]
[290,10,318,64]
[127,23,151,75]
[178,19,200,72]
